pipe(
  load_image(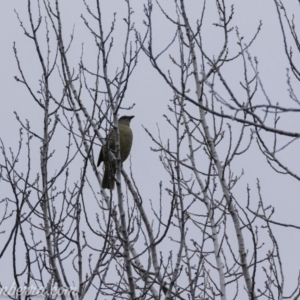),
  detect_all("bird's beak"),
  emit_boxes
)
[129,116,135,120]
